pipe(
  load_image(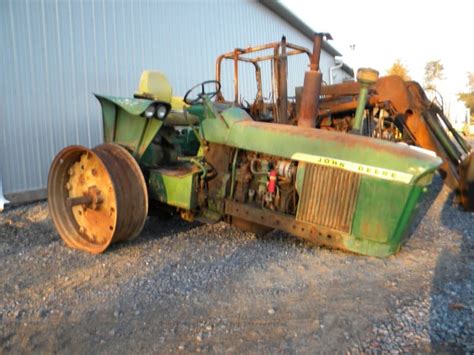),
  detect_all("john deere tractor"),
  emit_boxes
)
[48,71,441,257]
